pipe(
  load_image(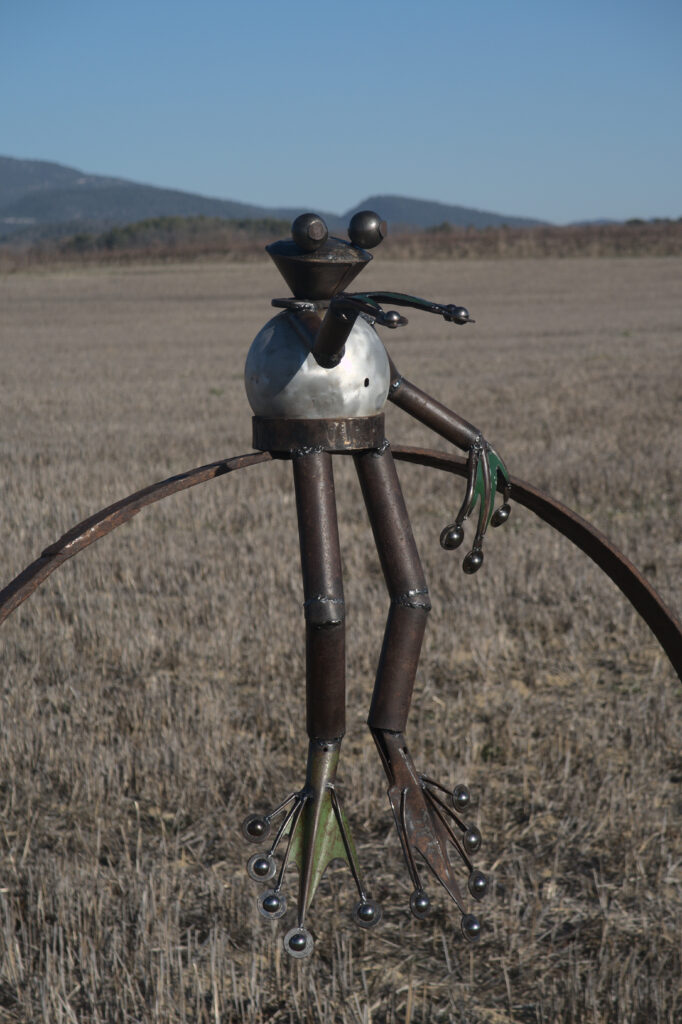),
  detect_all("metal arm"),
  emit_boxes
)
[350,291,474,325]
[273,288,470,369]
[387,356,511,573]
[312,294,407,368]
[386,356,480,450]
